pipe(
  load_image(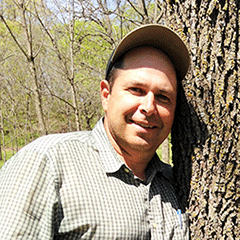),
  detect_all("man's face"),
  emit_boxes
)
[101,47,177,156]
